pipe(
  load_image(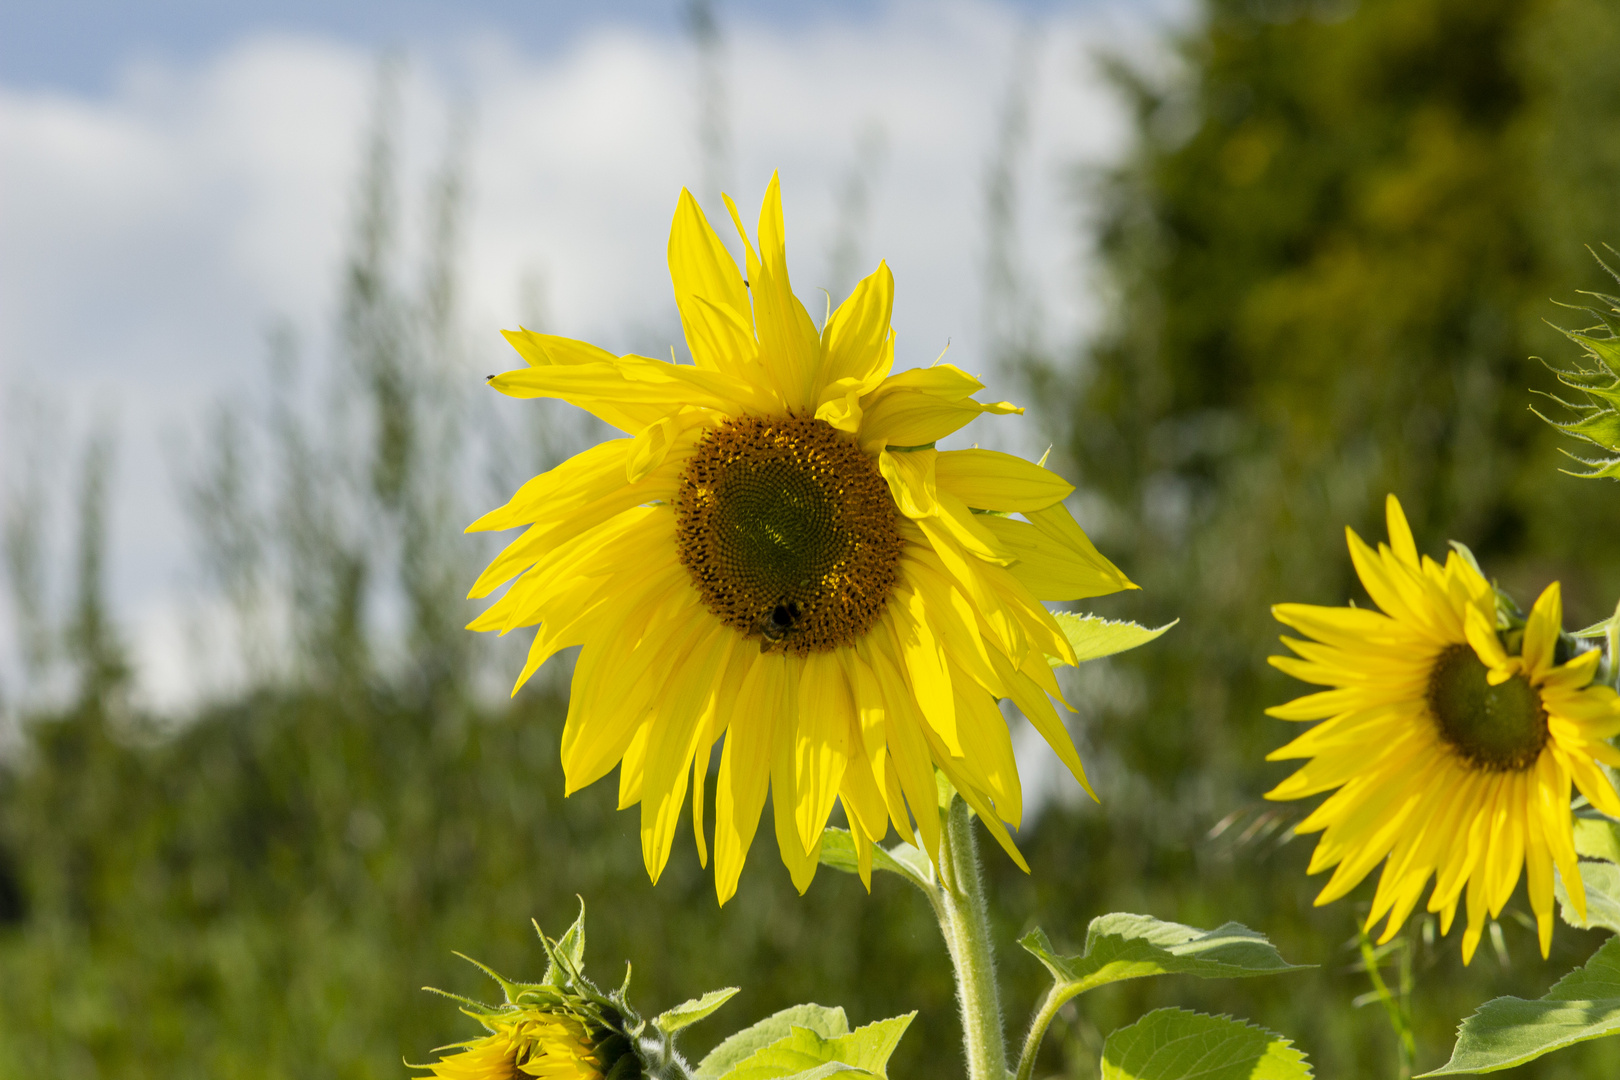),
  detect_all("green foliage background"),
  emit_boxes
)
[6,0,1620,1077]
